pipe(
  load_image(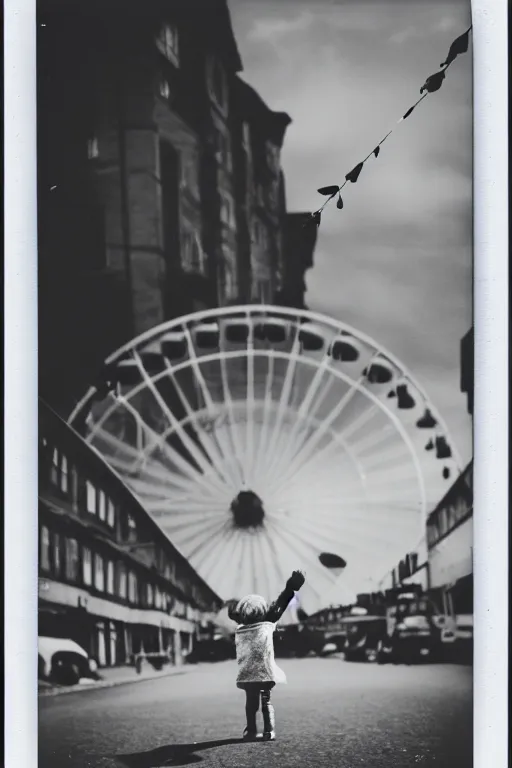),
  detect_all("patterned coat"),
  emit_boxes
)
[235,621,287,686]
[229,581,300,688]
